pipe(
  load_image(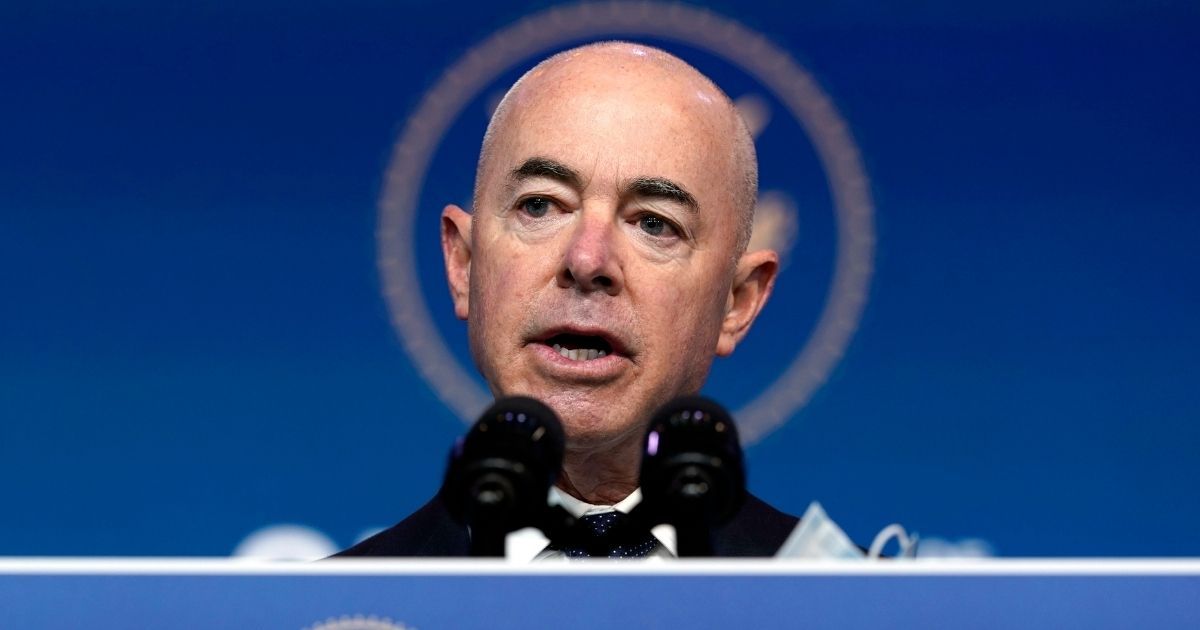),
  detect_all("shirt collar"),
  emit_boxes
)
[549,485,644,517]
